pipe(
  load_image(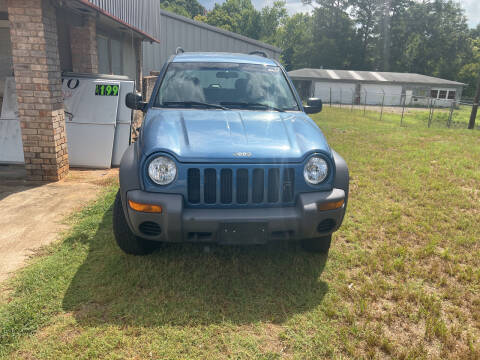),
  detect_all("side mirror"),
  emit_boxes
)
[126,92,147,111]
[304,98,322,114]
